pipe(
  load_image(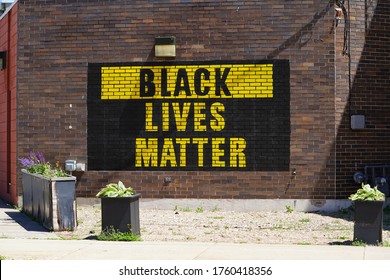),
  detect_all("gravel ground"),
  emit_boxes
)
[57,204,390,245]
